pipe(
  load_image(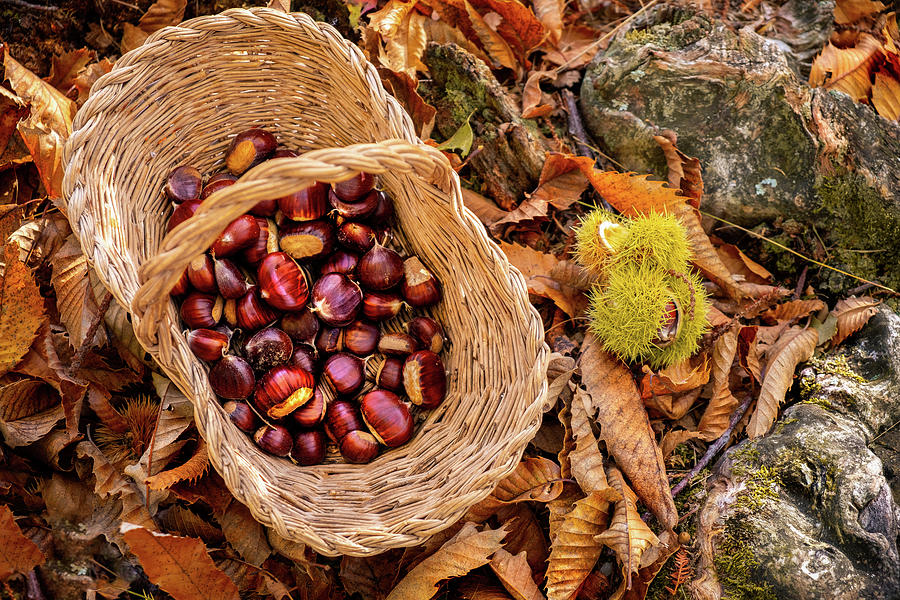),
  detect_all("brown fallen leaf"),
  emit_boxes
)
[121,0,188,52]
[51,234,108,348]
[121,523,240,600]
[698,323,740,441]
[458,578,517,599]
[369,0,429,76]
[659,429,702,459]
[490,548,546,600]
[495,503,549,573]
[0,504,44,578]
[738,325,761,383]
[530,153,591,212]
[761,298,826,324]
[465,456,564,522]
[712,238,772,284]
[833,0,886,24]
[618,530,681,600]
[0,244,46,377]
[580,333,678,530]
[158,505,225,544]
[872,71,900,120]
[569,388,609,494]
[499,242,585,316]
[809,33,883,102]
[829,296,880,347]
[747,326,818,438]
[463,0,519,71]
[653,133,703,207]
[145,439,209,490]
[461,188,508,226]
[386,522,507,600]
[532,0,563,44]
[470,0,546,63]
[45,48,96,95]
[378,67,436,138]
[549,259,596,292]
[640,357,710,398]
[0,379,62,447]
[521,70,555,118]
[595,467,660,589]
[72,58,114,106]
[218,497,273,567]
